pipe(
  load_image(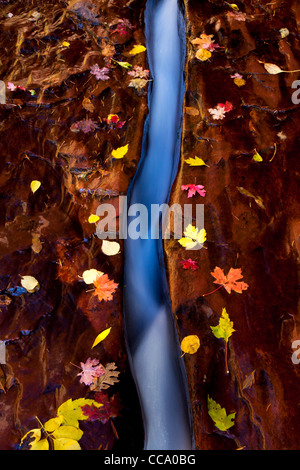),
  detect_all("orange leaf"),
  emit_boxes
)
[93,274,118,302]
[210,266,248,294]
